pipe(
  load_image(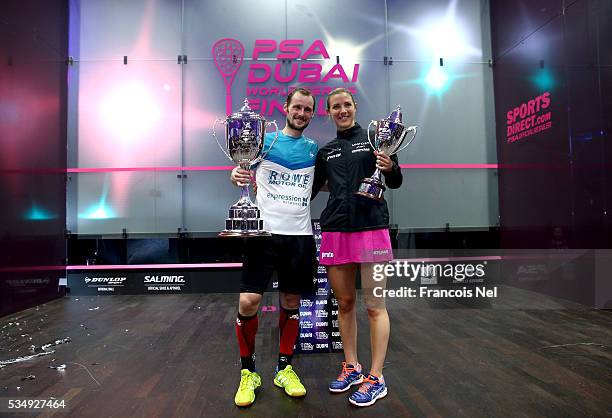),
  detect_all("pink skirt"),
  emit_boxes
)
[319,229,393,265]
